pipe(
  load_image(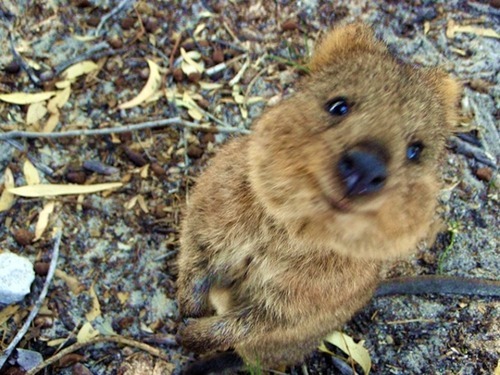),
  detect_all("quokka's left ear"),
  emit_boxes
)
[309,23,388,72]
[426,70,462,130]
